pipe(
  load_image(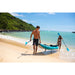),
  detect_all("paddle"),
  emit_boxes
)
[58,33,70,51]
[25,40,31,46]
